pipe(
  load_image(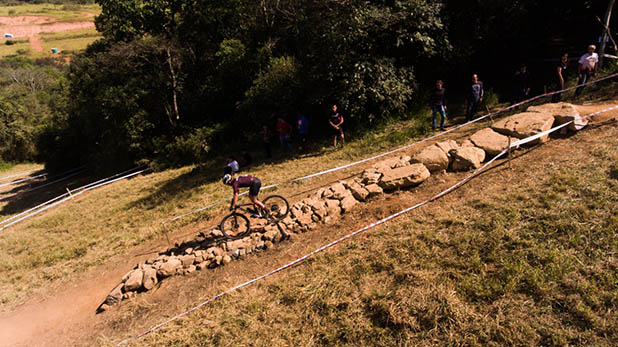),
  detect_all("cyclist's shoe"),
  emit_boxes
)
[251,211,264,218]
